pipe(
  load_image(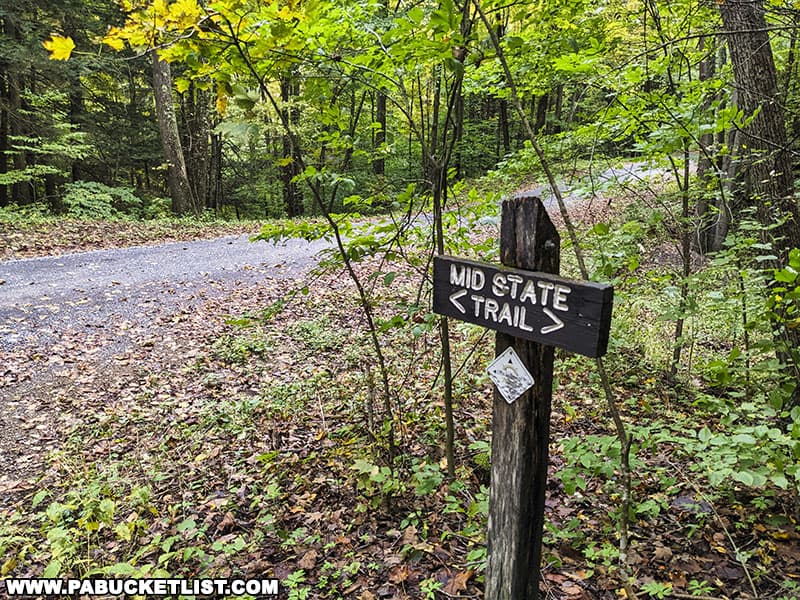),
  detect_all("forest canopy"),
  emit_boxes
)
[0,0,790,237]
